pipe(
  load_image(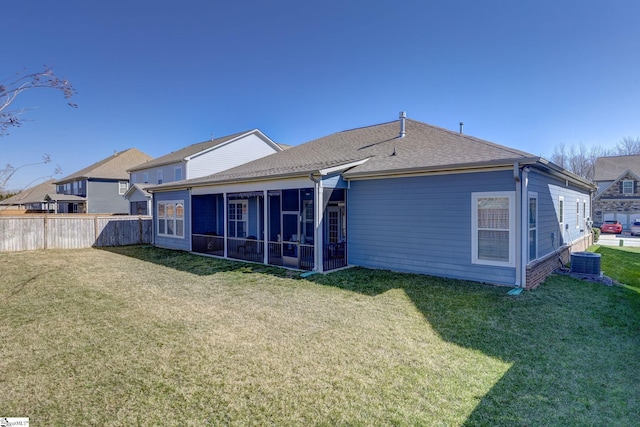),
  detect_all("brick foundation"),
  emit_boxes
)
[525,233,593,289]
